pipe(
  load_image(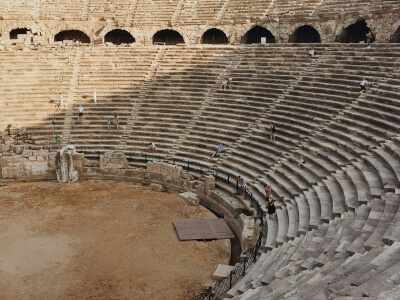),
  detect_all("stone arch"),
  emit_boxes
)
[104,29,135,45]
[153,29,184,45]
[336,19,374,43]
[242,26,276,44]
[290,25,321,43]
[10,28,29,39]
[200,28,229,44]
[54,30,90,43]
[391,25,400,43]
